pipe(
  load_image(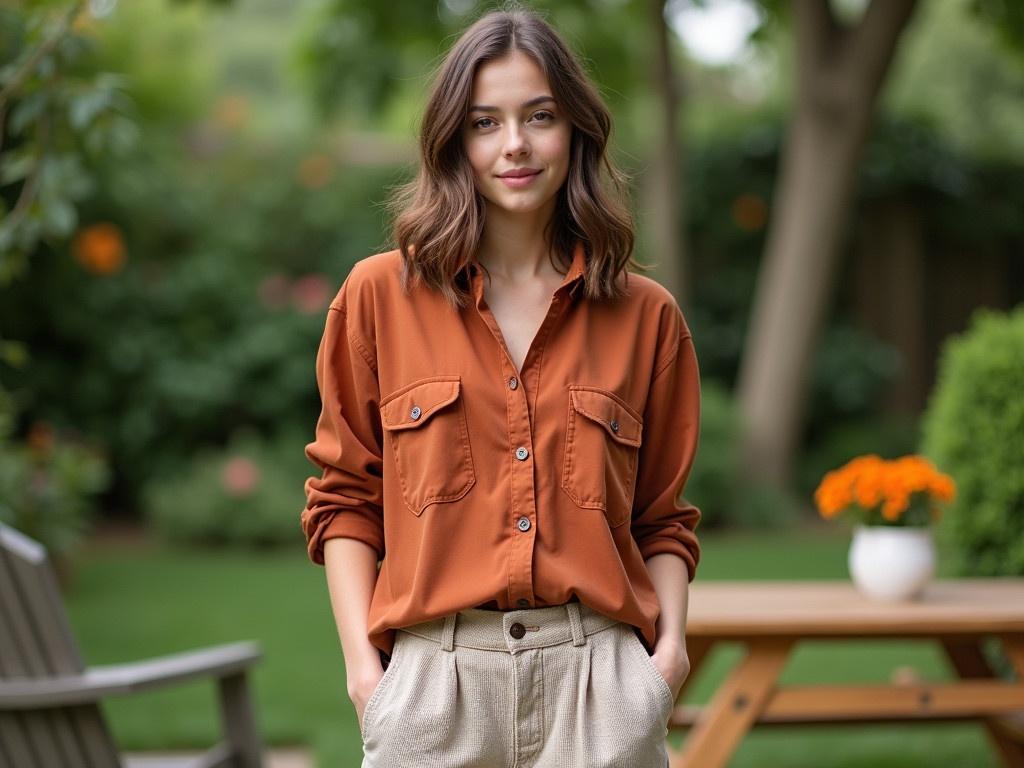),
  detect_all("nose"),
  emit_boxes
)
[503,123,529,158]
